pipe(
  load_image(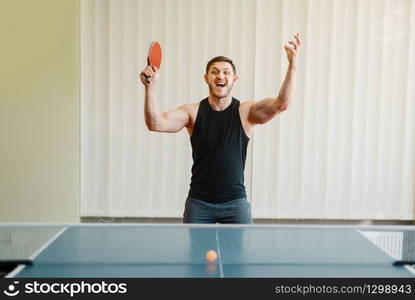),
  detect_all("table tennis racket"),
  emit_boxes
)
[146,41,162,83]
